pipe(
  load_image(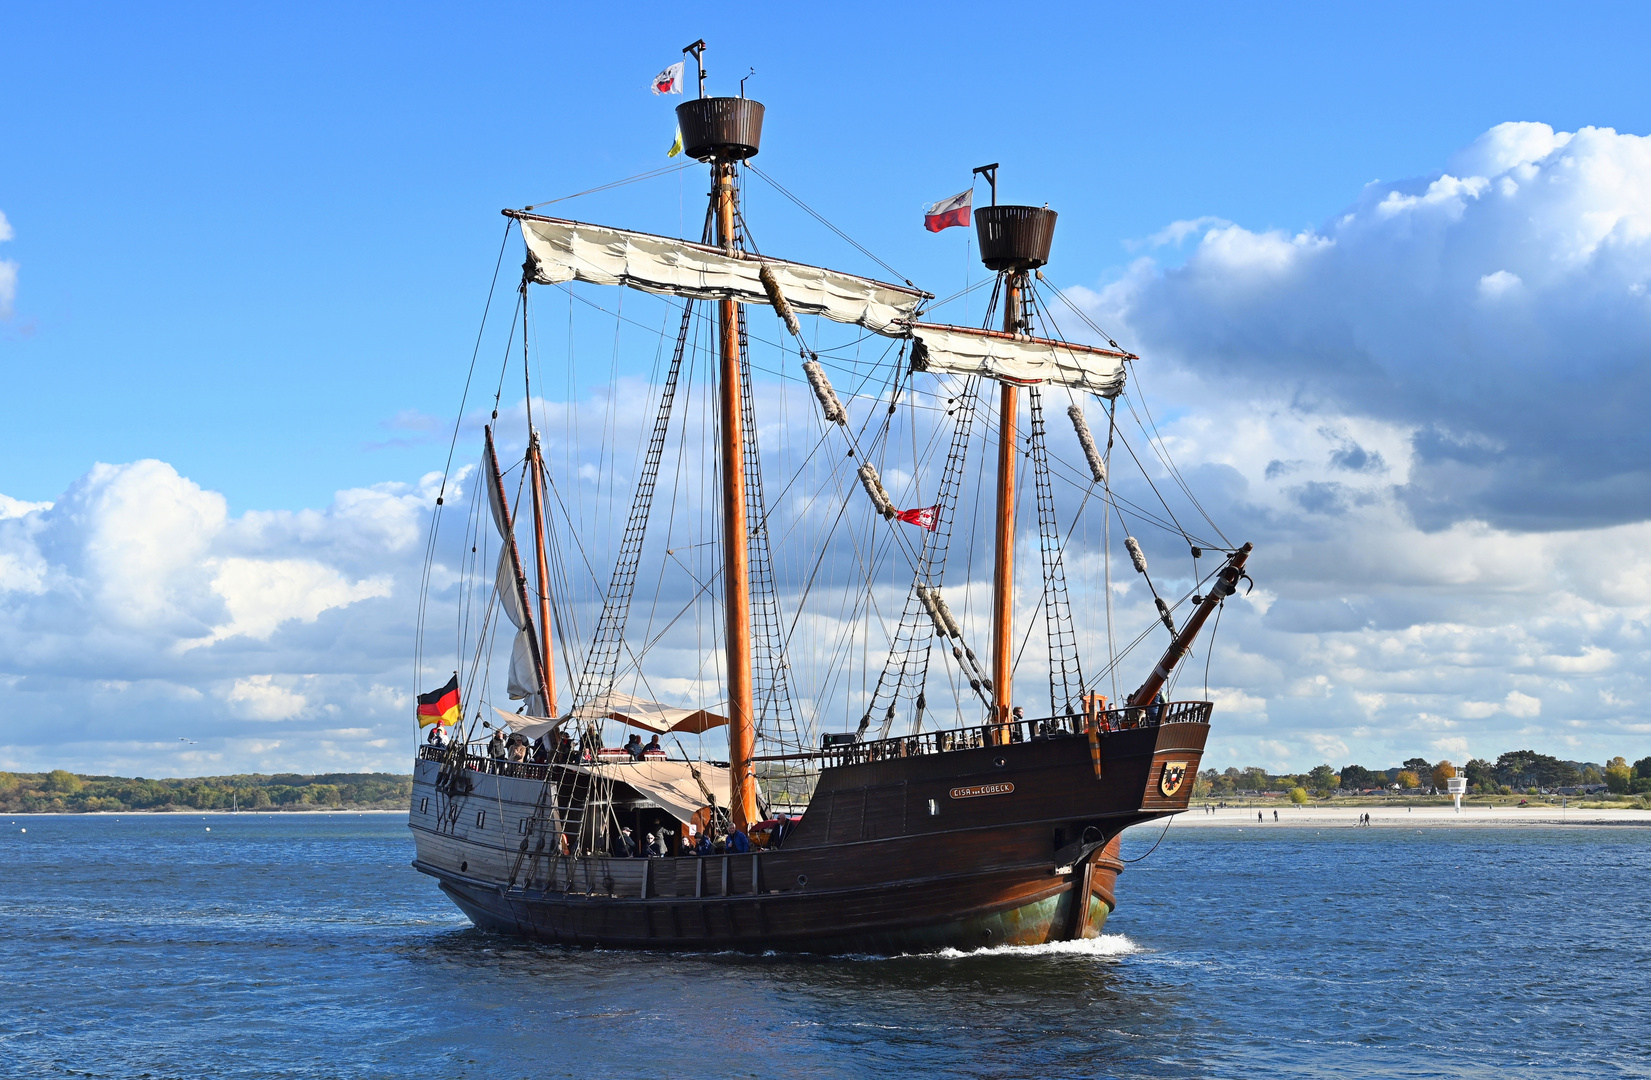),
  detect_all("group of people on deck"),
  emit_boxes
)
[429,722,670,769]
[608,815,794,859]
[477,728,580,767]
